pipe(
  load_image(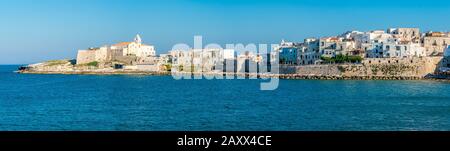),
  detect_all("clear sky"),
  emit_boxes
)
[1,0,450,64]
